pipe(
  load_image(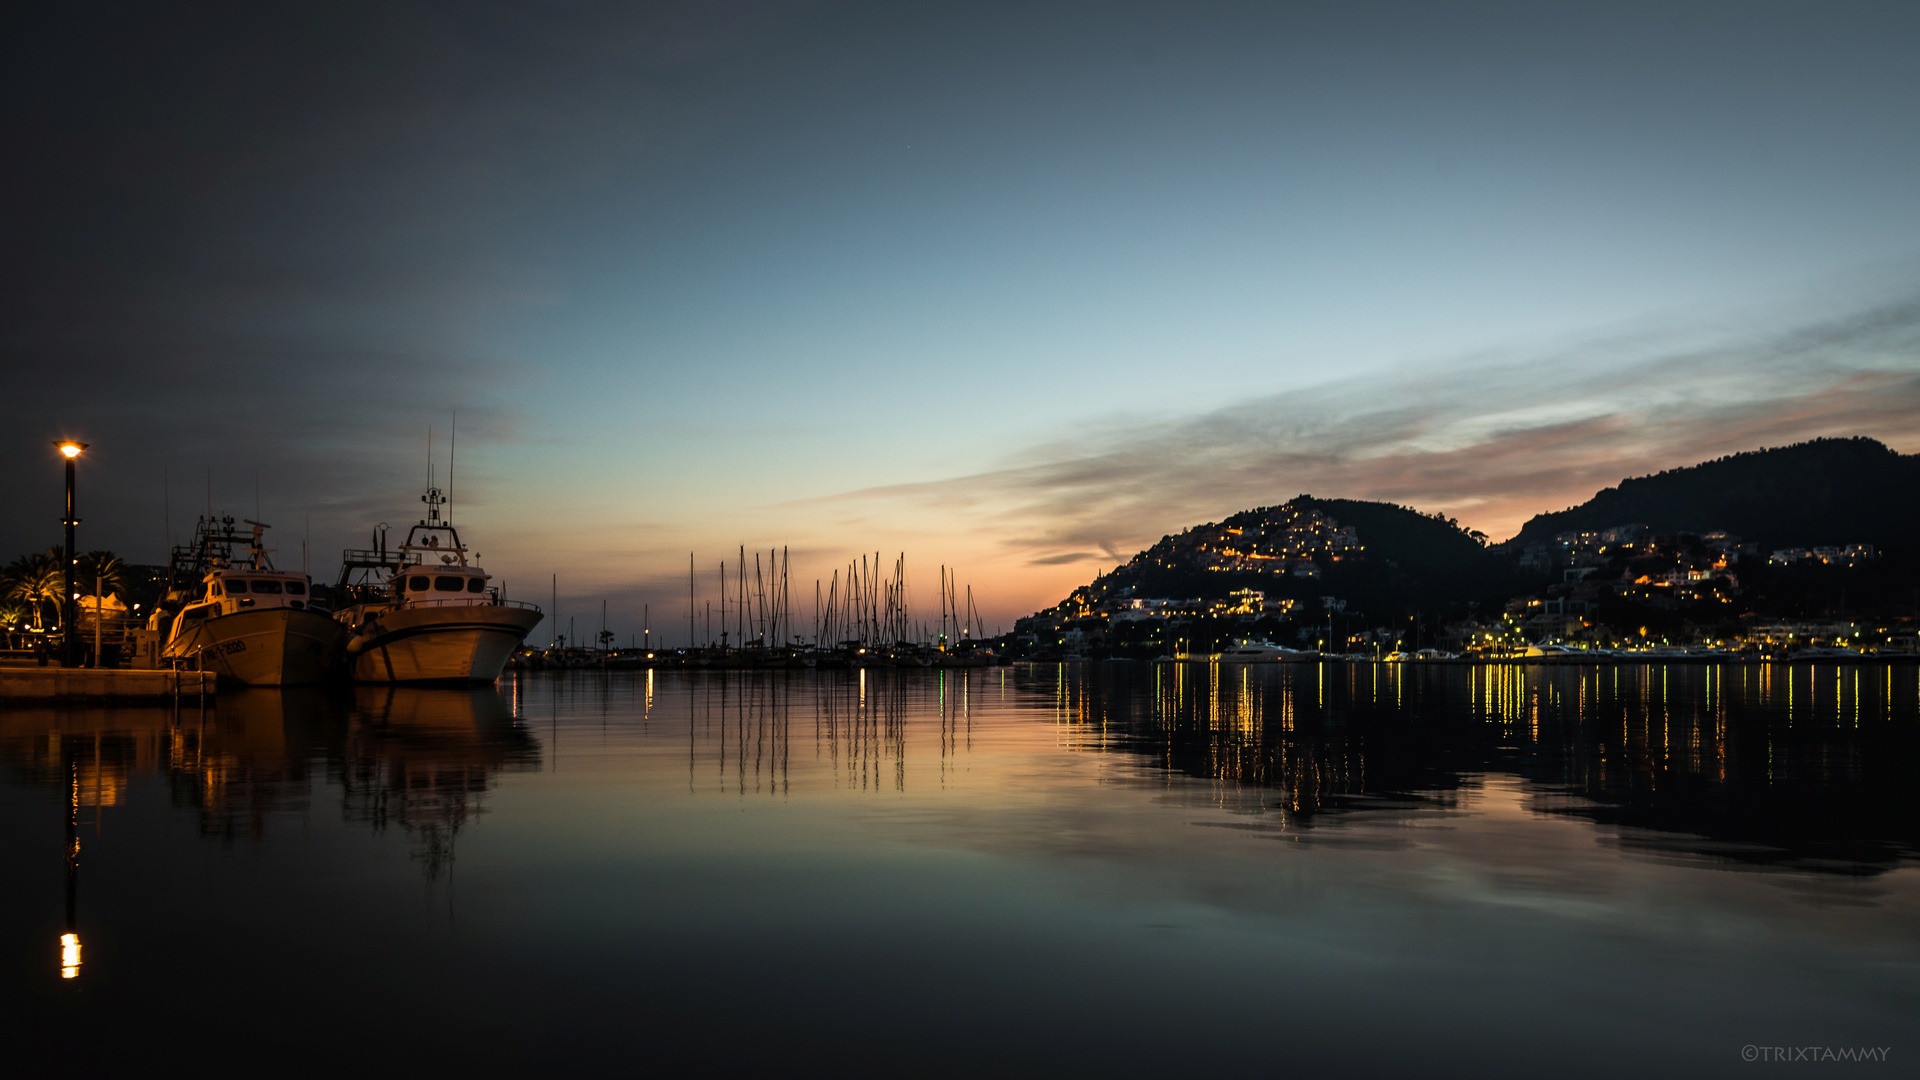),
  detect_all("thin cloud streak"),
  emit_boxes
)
[830,294,1920,563]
